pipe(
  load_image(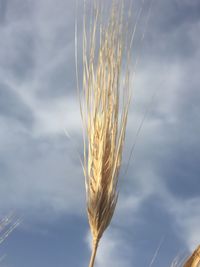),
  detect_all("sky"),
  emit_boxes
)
[0,0,200,266]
